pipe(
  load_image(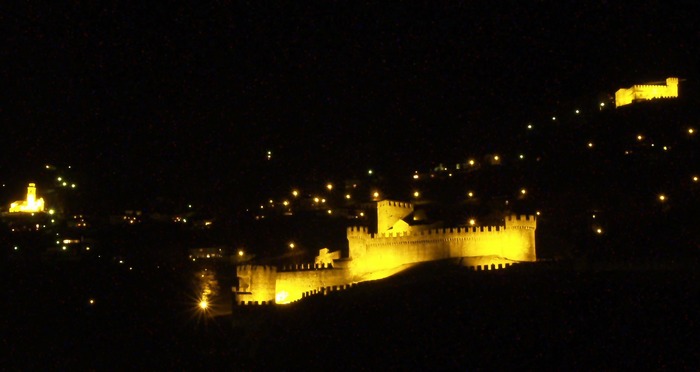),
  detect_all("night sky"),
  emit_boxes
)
[2,2,698,210]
